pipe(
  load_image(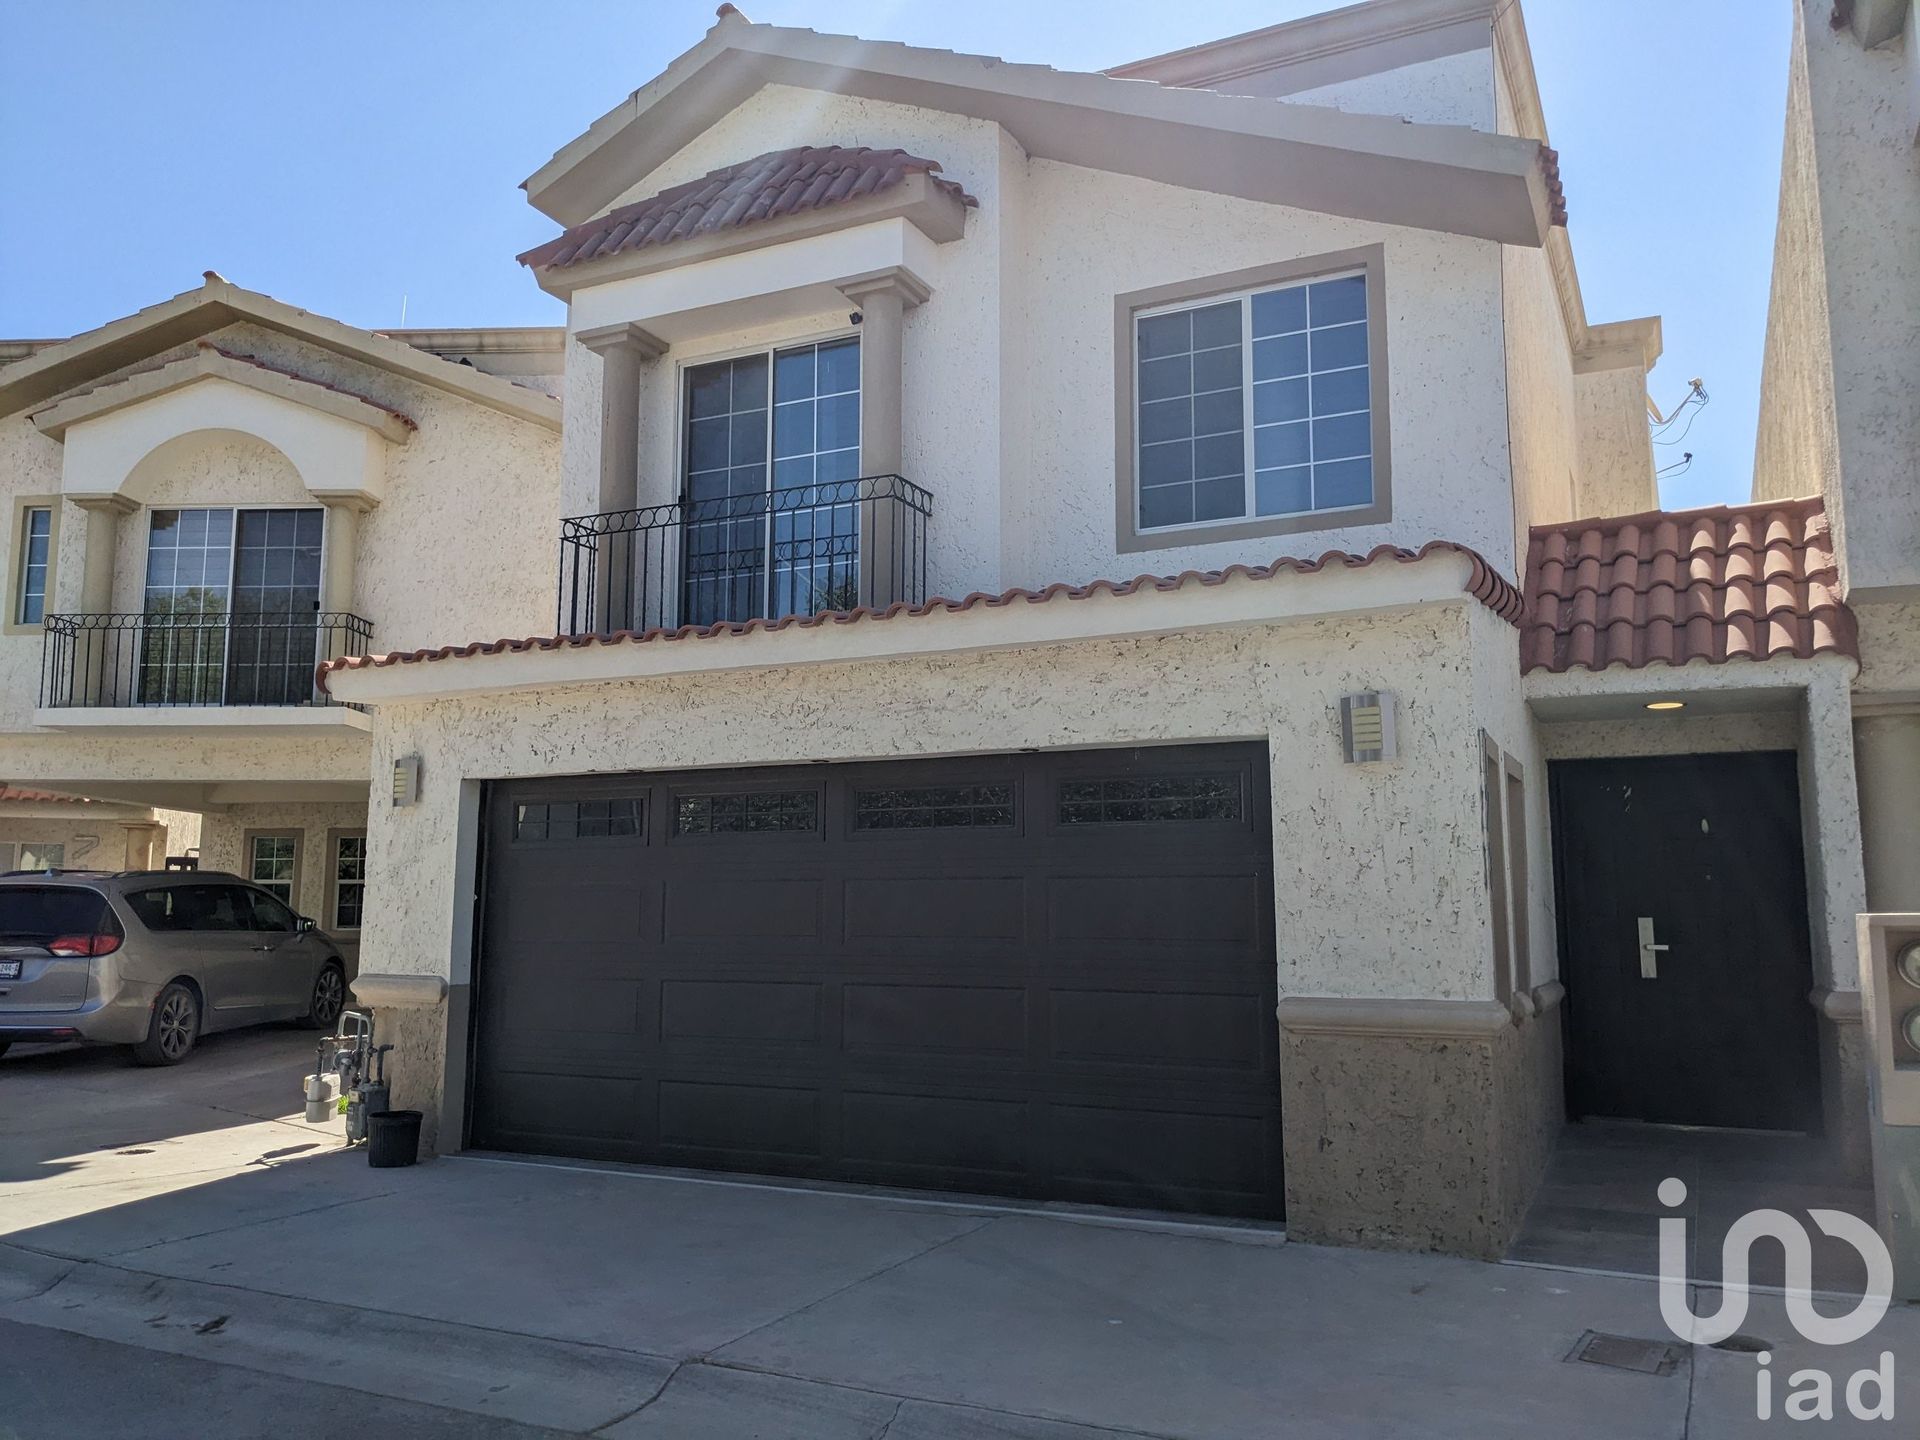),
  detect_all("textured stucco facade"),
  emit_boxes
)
[342,594,1567,1246]
[1750,0,1920,1179]
[563,65,1643,596]
[1754,3,1920,599]
[15,0,1886,1261]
